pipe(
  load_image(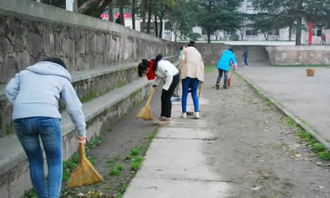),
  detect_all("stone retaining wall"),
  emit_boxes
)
[266,46,330,65]
[195,43,226,65]
[0,0,177,83]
